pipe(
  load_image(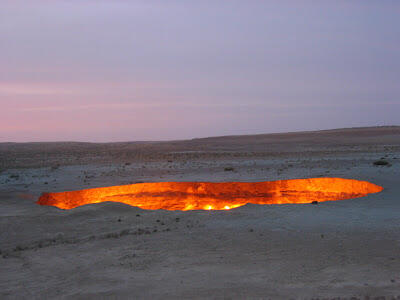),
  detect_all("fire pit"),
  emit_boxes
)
[37,177,383,211]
